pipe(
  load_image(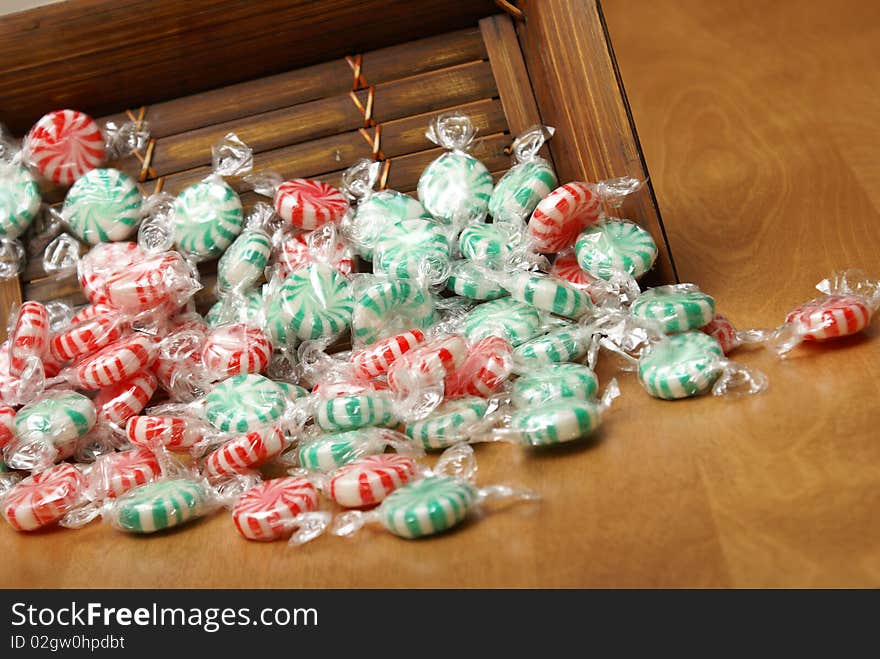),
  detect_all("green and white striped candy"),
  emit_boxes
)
[373,219,452,285]
[15,391,96,454]
[380,475,477,539]
[350,191,430,259]
[315,393,397,432]
[511,363,598,408]
[513,327,590,371]
[0,164,41,240]
[204,374,286,433]
[509,399,603,446]
[62,168,141,244]
[173,179,243,259]
[265,290,294,347]
[458,224,512,267]
[277,382,309,402]
[217,229,271,292]
[112,479,211,534]
[489,160,557,225]
[575,220,658,280]
[461,298,542,347]
[631,286,715,334]
[280,263,353,341]
[297,430,381,472]
[503,271,591,319]
[446,261,509,300]
[638,331,723,400]
[352,279,435,345]
[417,152,493,226]
[404,397,488,449]
[205,288,264,328]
